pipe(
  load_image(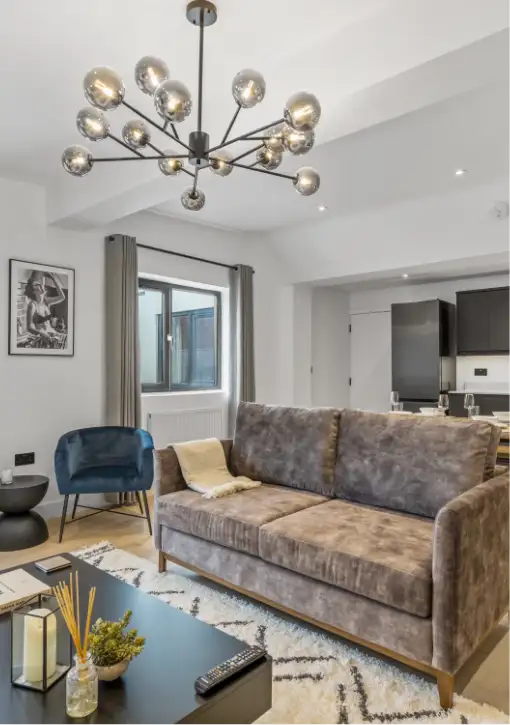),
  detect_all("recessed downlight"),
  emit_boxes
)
[318,205,327,211]
[455,169,467,176]
[402,273,409,279]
